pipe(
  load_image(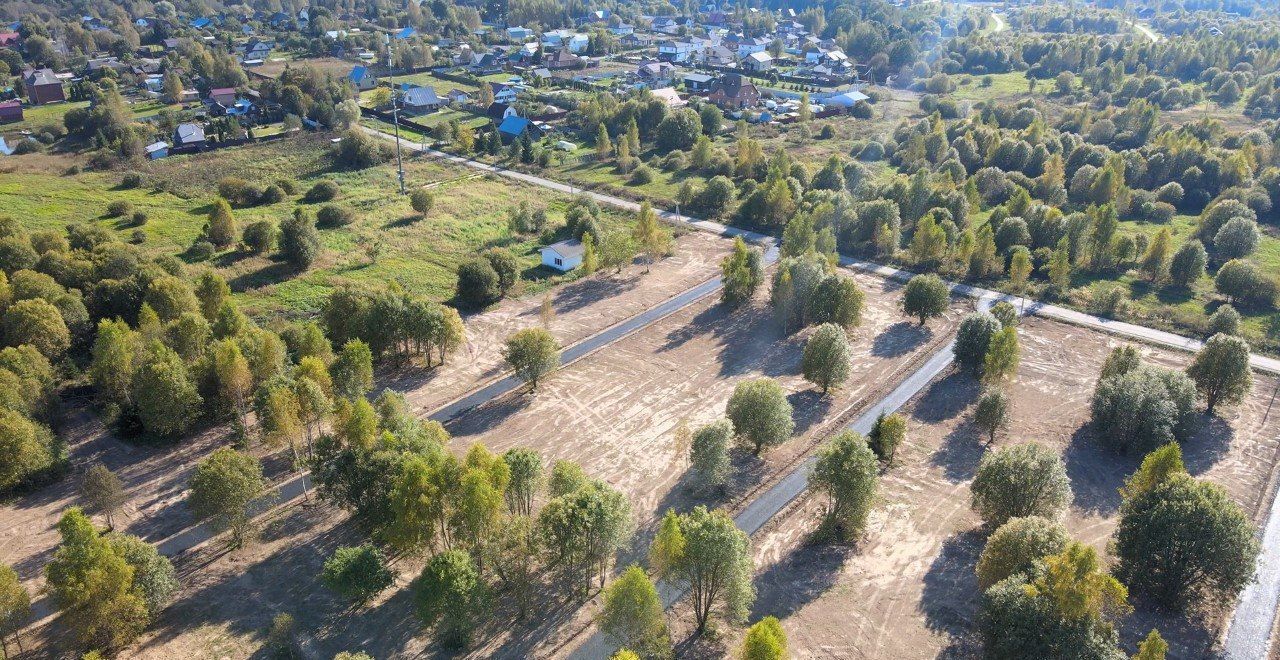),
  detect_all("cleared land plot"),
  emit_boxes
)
[101,269,964,659]
[251,56,355,81]
[743,315,1280,659]
[3,230,731,658]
